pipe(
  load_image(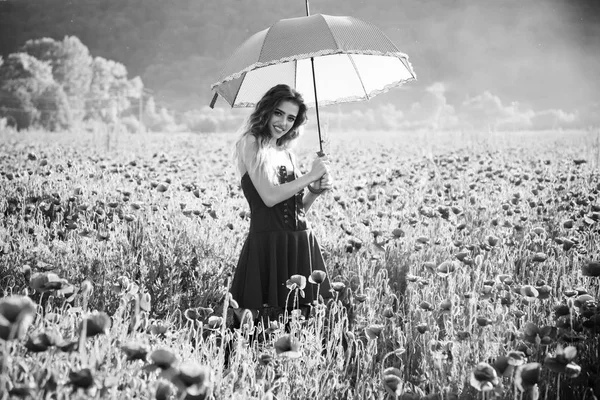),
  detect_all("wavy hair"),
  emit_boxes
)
[234,84,308,183]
